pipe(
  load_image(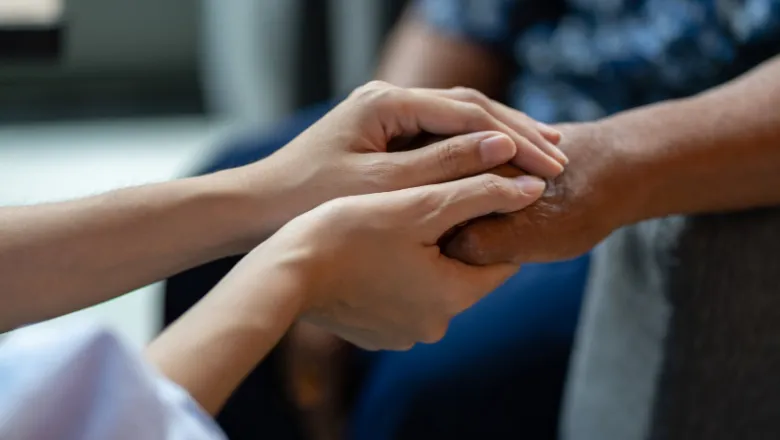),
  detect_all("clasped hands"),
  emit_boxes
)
[223,81,629,351]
